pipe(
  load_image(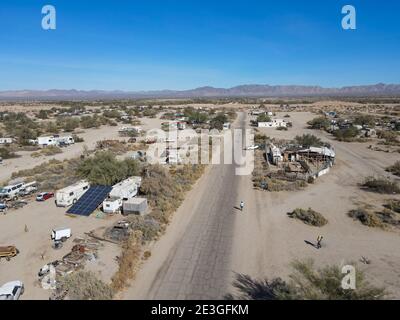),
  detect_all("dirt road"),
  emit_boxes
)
[123,113,250,299]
